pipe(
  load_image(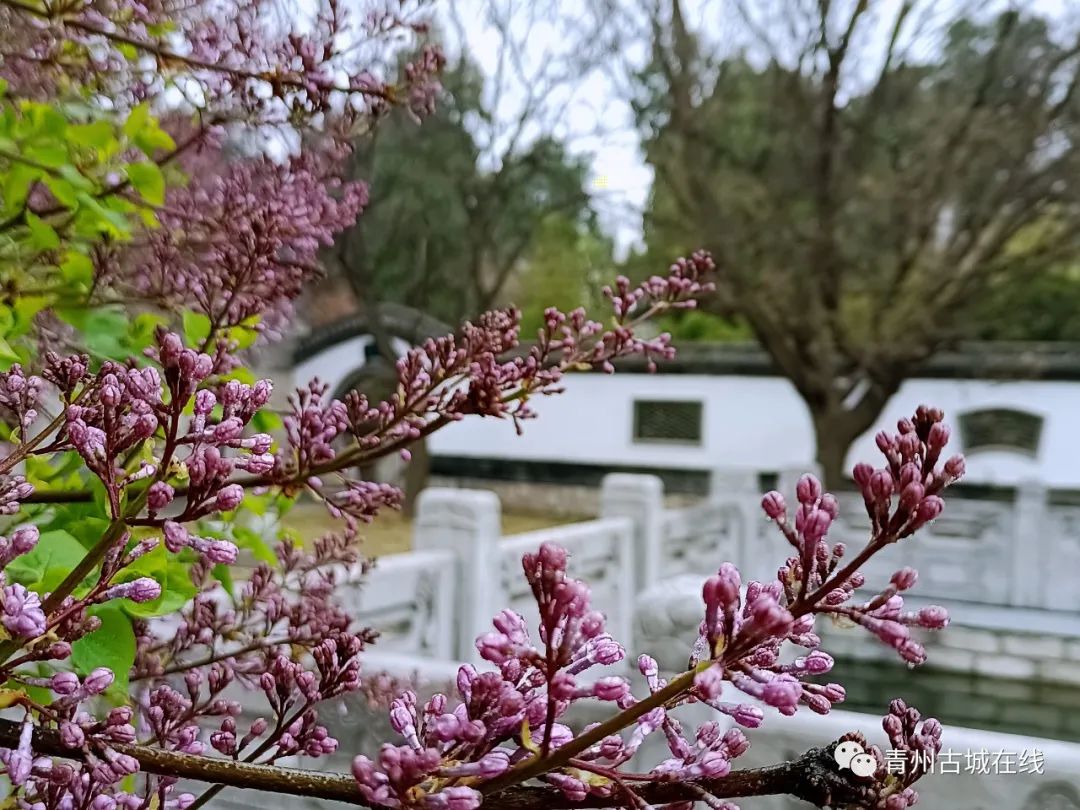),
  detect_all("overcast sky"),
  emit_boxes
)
[440,0,1075,259]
